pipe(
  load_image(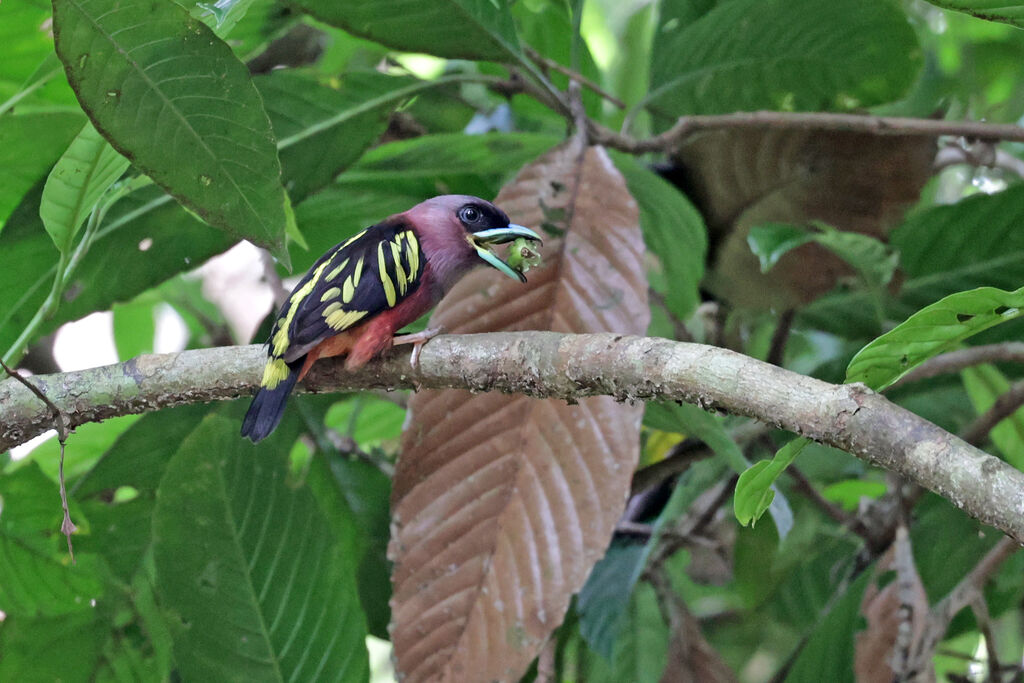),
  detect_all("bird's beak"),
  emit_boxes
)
[471,224,542,282]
